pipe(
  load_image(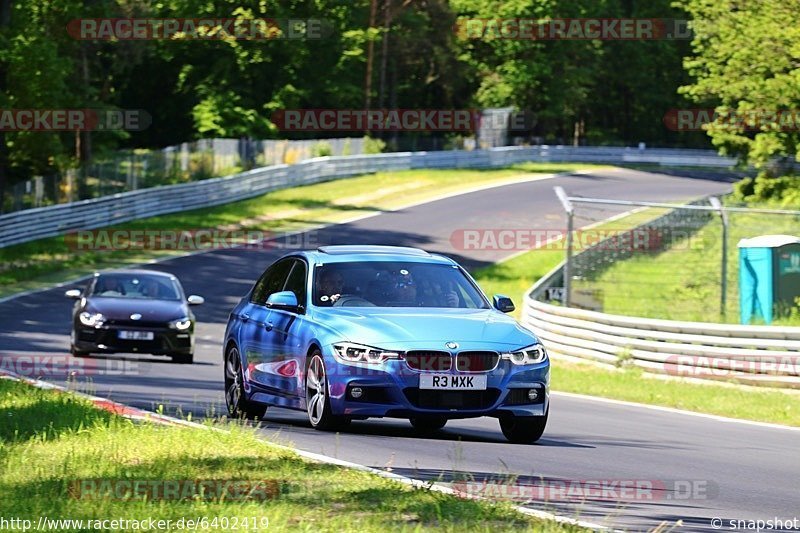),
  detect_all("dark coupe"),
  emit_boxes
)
[66,270,204,363]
